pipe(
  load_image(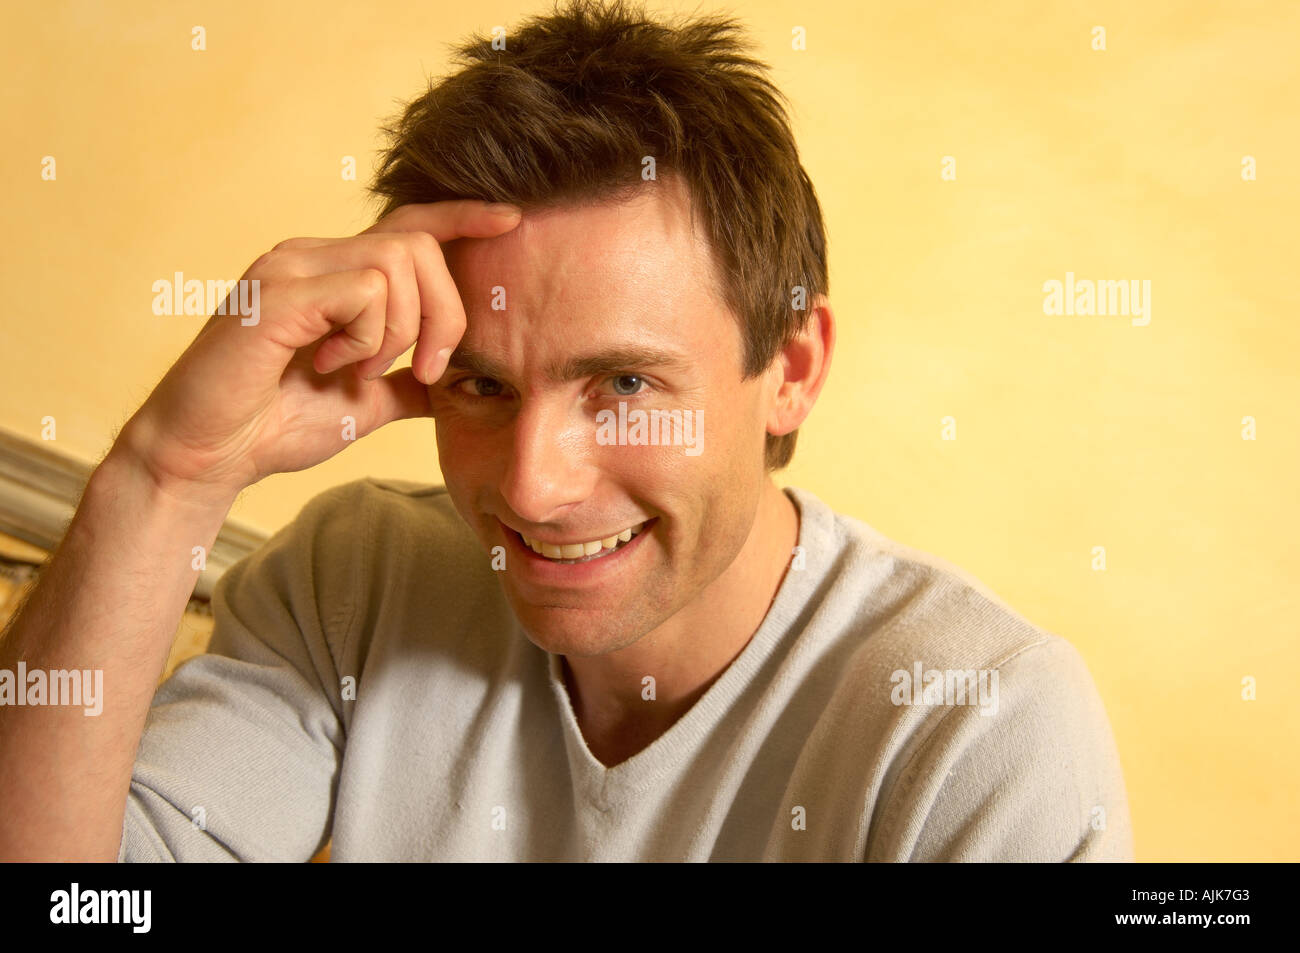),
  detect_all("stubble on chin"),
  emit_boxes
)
[505,591,665,658]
